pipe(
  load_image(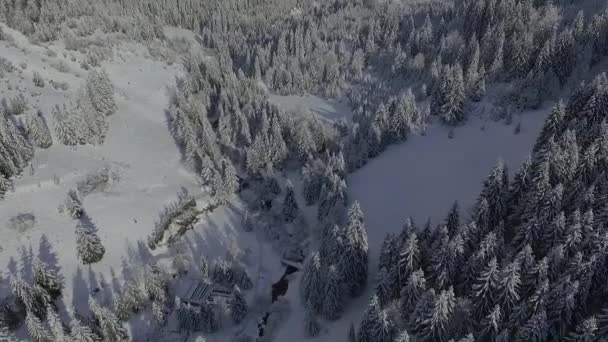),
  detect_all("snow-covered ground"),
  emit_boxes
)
[269,94,353,122]
[0,25,284,341]
[1,19,551,341]
[270,95,550,341]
